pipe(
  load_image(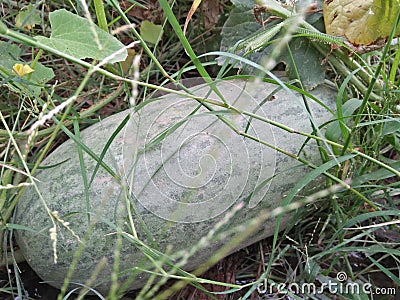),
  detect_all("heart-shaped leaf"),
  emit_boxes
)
[140,20,163,44]
[0,41,55,96]
[35,9,127,63]
[220,0,326,89]
[15,4,41,30]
